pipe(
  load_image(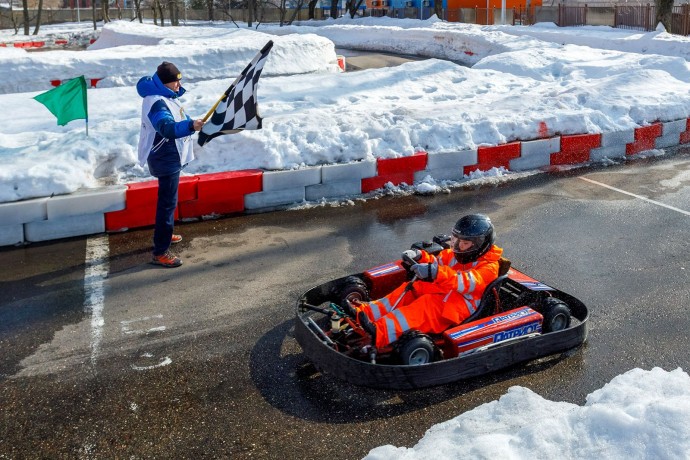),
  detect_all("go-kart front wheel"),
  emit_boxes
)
[398,335,435,365]
[337,276,369,310]
[541,297,572,333]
